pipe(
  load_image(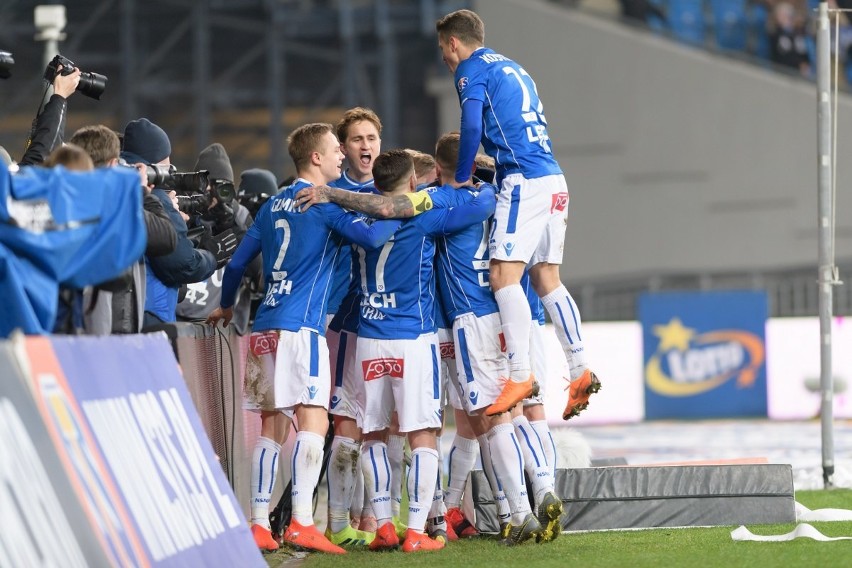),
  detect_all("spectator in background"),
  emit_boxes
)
[769,2,811,77]
[120,118,216,327]
[69,124,177,334]
[43,143,93,171]
[236,167,279,226]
